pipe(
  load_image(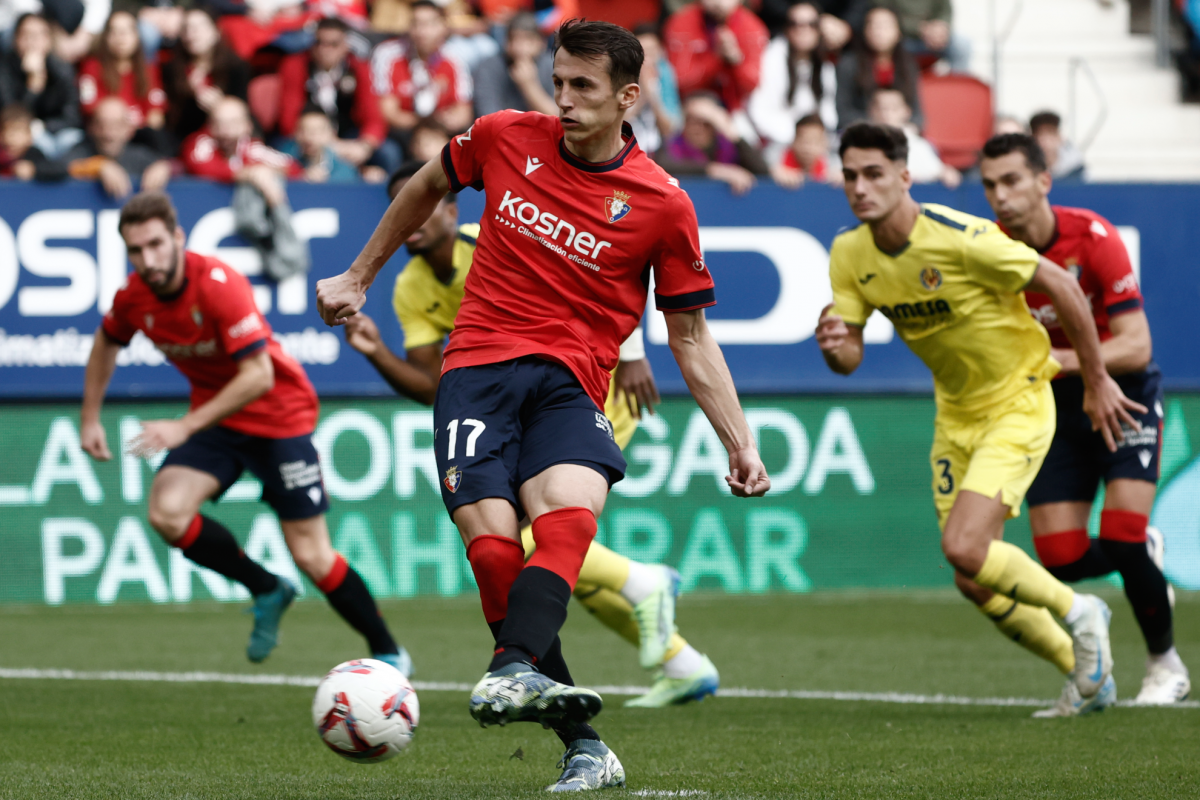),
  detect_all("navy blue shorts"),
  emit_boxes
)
[433,357,627,520]
[1026,365,1163,506]
[160,426,331,520]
